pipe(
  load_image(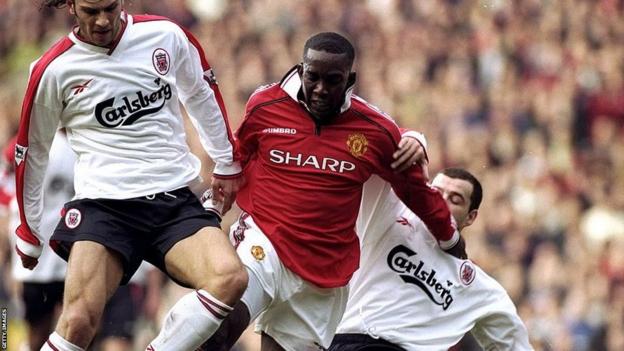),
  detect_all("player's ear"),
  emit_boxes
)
[68,0,76,15]
[464,209,478,228]
[347,72,356,86]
